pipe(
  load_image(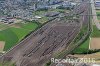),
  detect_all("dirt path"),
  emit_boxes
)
[0,41,5,51]
[69,52,100,63]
